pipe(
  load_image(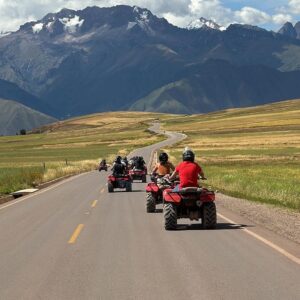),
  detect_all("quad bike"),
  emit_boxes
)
[129,166,147,183]
[163,182,216,230]
[99,163,108,172]
[107,174,132,192]
[145,175,175,213]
